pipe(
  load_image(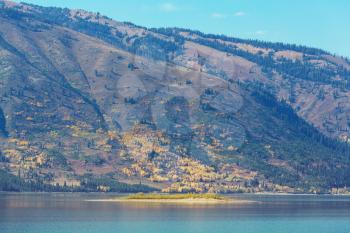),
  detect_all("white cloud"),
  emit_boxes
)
[160,3,177,12]
[254,30,267,36]
[211,13,227,19]
[234,11,245,17]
